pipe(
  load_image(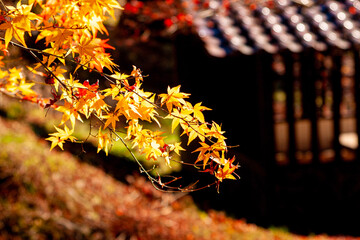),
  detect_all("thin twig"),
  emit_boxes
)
[0,38,71,92]
[92,112,218,193]
[0,0,9,12]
